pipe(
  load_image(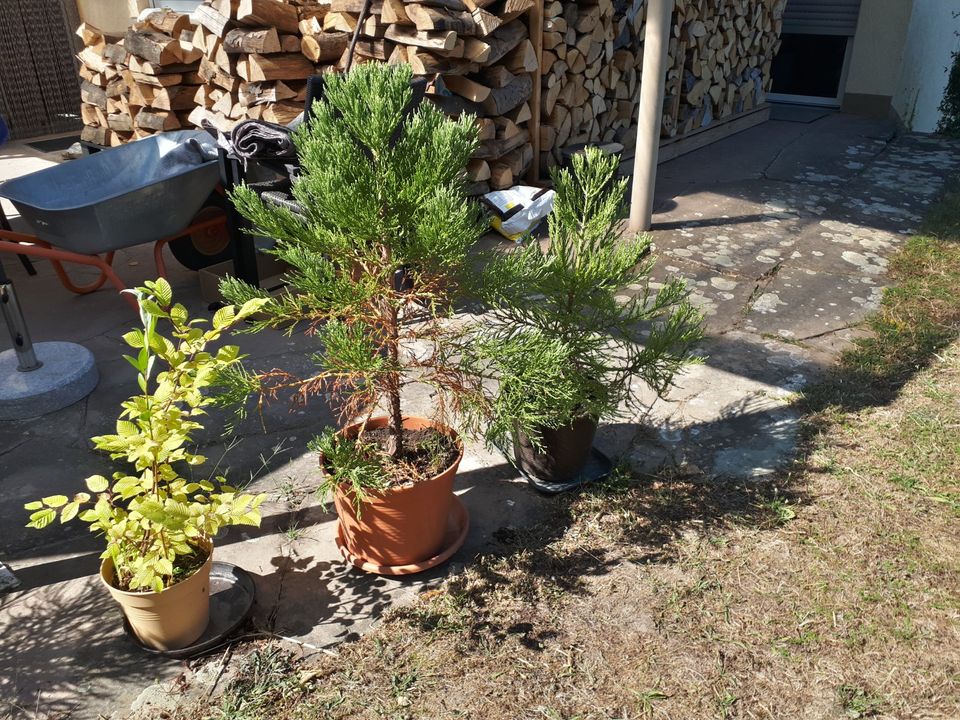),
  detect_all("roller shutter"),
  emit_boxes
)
[783,0,863,36]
